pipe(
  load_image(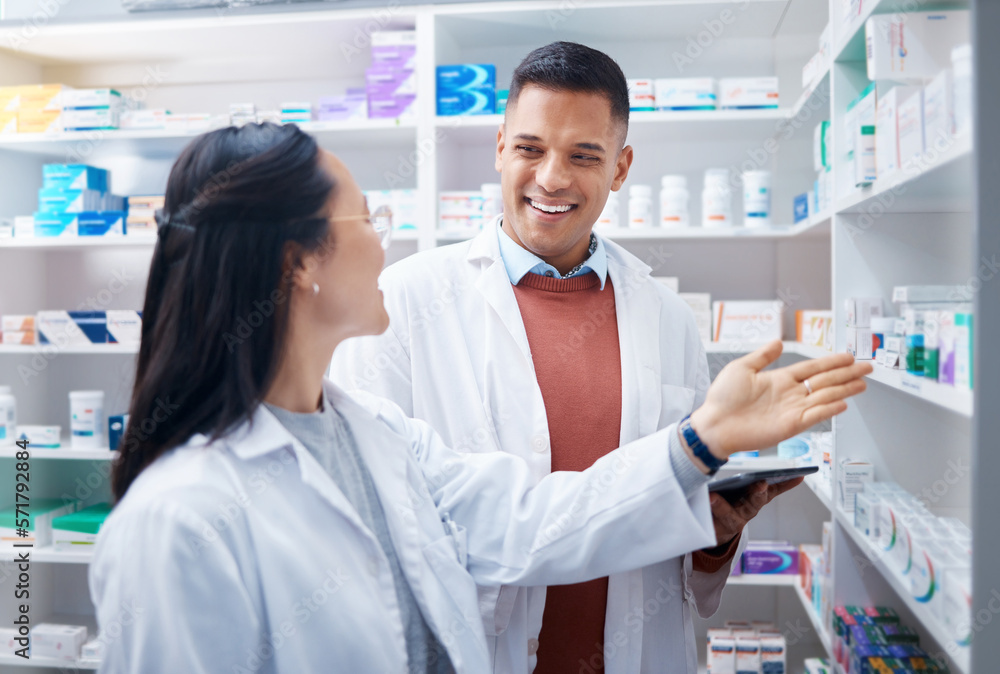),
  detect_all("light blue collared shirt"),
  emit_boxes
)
[496,217,608,290]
